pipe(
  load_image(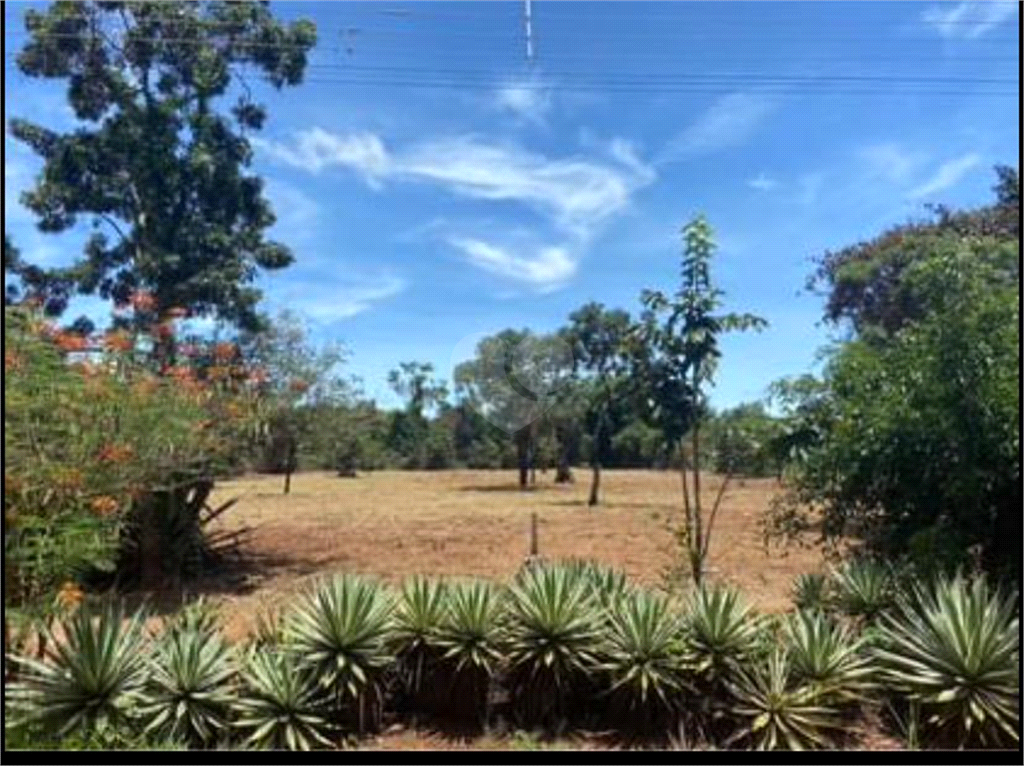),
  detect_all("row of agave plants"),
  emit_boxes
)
[4,559,1019,751]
